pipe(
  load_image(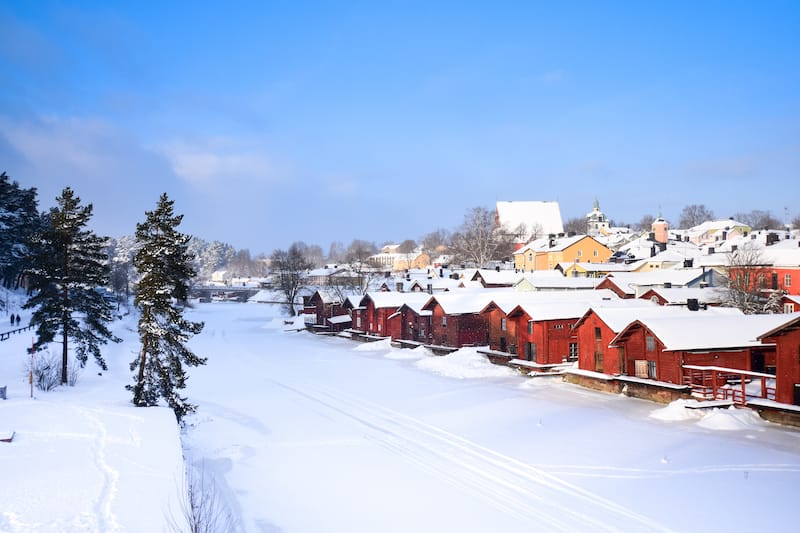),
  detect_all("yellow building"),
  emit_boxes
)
[514,235,613,272]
